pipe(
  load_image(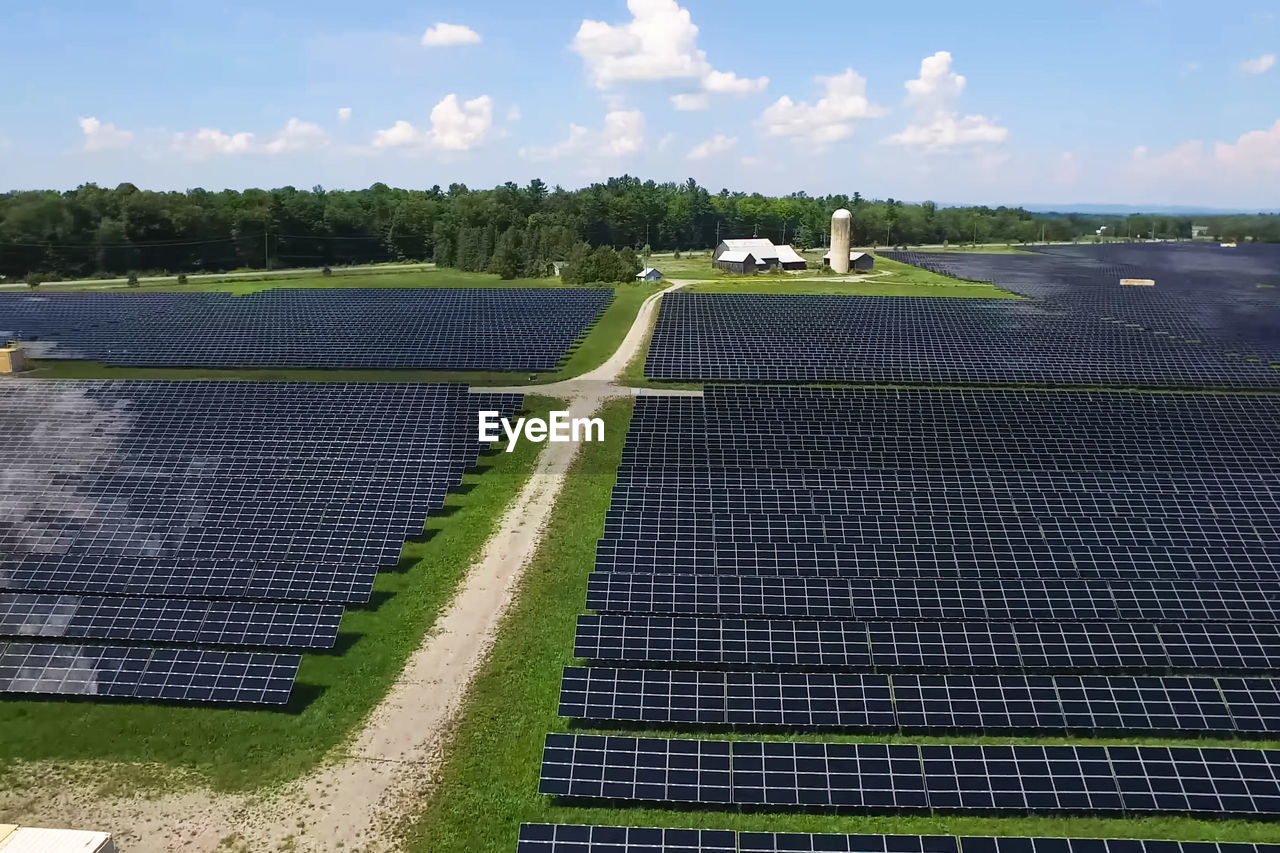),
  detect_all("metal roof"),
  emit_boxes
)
[773,245,806,264]
[715,251,755,263]
[721,238,779,259]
